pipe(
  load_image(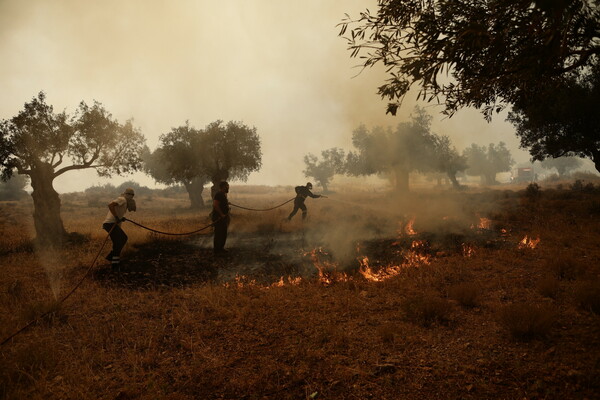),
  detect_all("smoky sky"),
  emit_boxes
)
[0,0,531,192]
